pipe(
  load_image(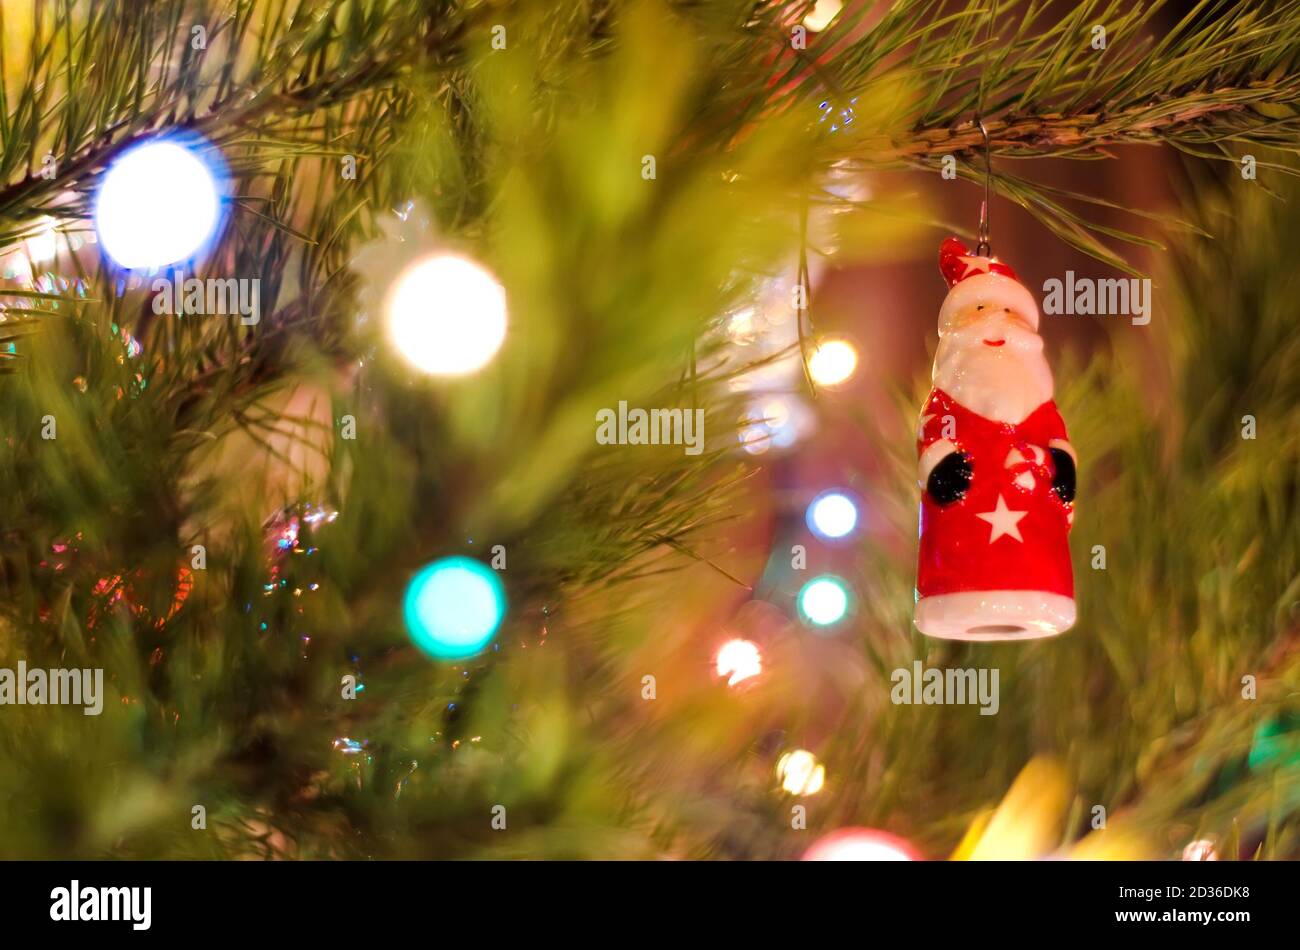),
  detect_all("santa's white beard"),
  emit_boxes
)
[932,324,1054,424]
